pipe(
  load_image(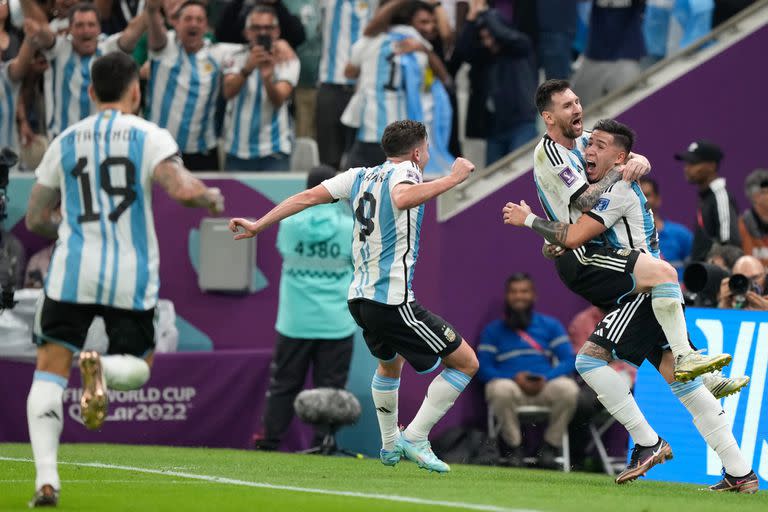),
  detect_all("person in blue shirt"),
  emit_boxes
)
[640,177,693,281]
[478,273,578,468]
